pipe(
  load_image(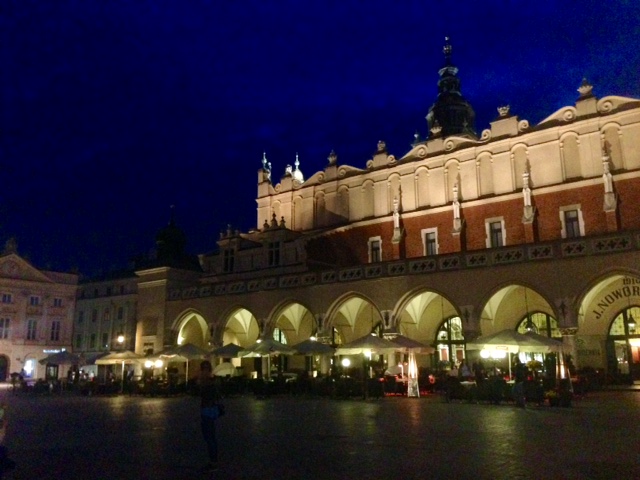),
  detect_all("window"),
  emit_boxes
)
[267,241,281,267]
[26,319,37,340]
[485,218,505,248]
[560,205,584,239]
[516,312,561,339]
[422,228,438,256]
[29,296,40,306]
[117,307,124,321]
[78,311,84,323]
[0,318,10,339]
[103,309,110,322]
[435,316,466,365]
[102,332,109,349]
[223,249,235,273]
[75,334,82,349]
[120,285,125,295]
[1,294,12,304]
[94,288,99,297]
[53,298,62,307]
[106,287,112,296]
[92,309,97,322]
[50,320,61,341]
[89,333,96,349]
[368,237,382,263]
